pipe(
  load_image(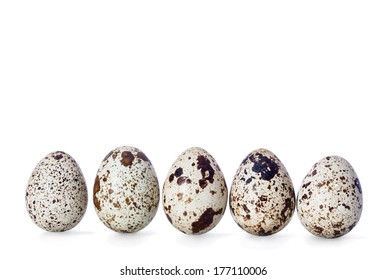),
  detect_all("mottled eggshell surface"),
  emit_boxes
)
[26,151,88,232]
[297,156,363,238]
[163,147,228,234]
[93,146,159,233]
[230,149,295,235]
